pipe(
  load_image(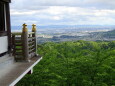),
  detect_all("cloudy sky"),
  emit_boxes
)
[10,0,115,26]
